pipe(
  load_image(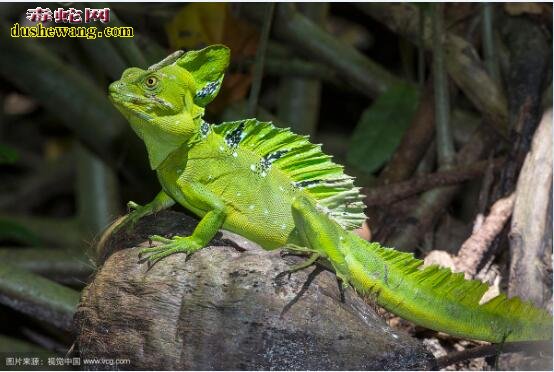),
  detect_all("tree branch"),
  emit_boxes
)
[509,109,552,307]
[387,127,496,252]
[365,159,503,207]
[492,16,549,199]
[437,340,552,369]
[357,3,508,135]
[240,3,405,98]
[432,3,455,168]
[378,79,435,184]
[454,193,515,277]
[0,248,94,283]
